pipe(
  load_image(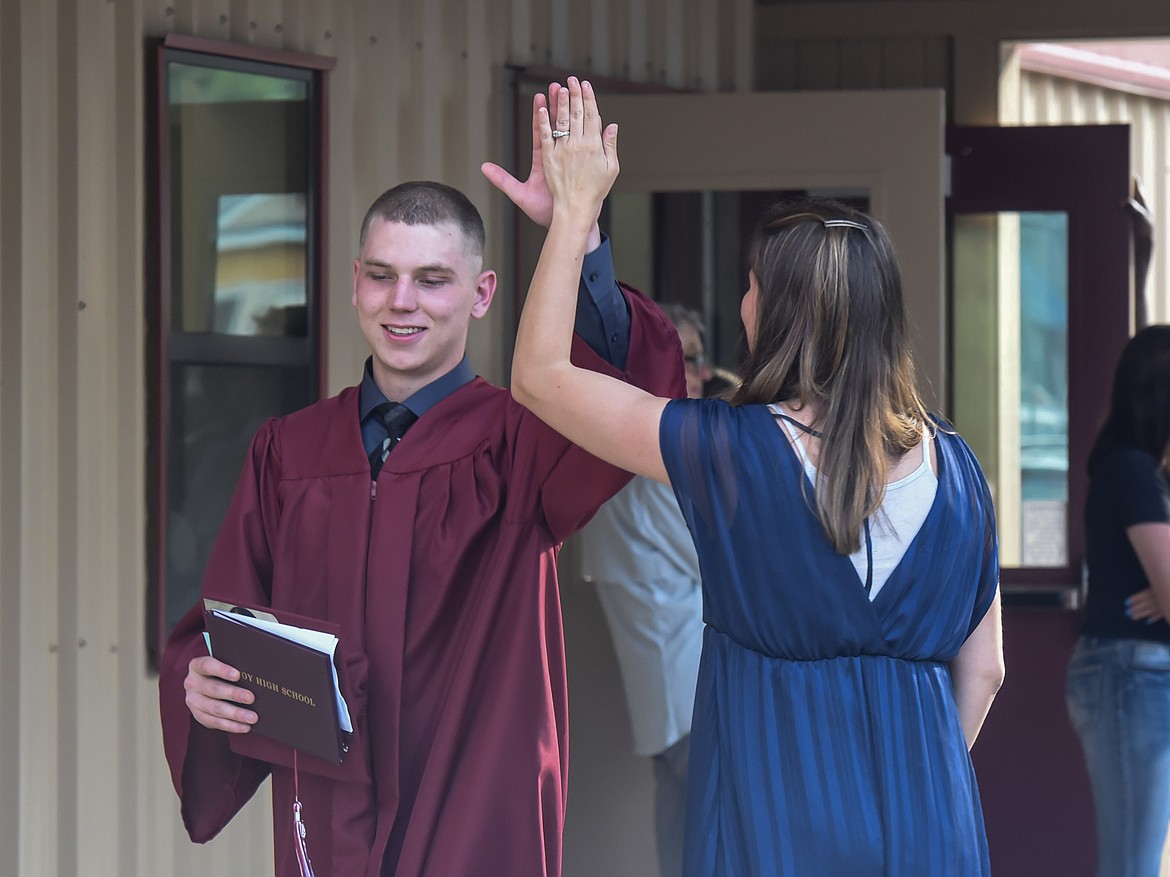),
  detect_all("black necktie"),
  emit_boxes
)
[368,402,418,478]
